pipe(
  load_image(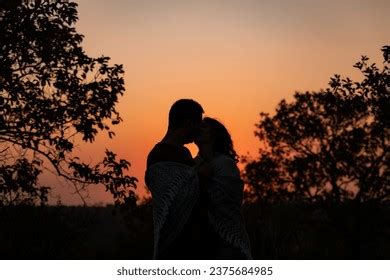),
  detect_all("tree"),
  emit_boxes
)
[0,0,137,206]
[243,46,389,205]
